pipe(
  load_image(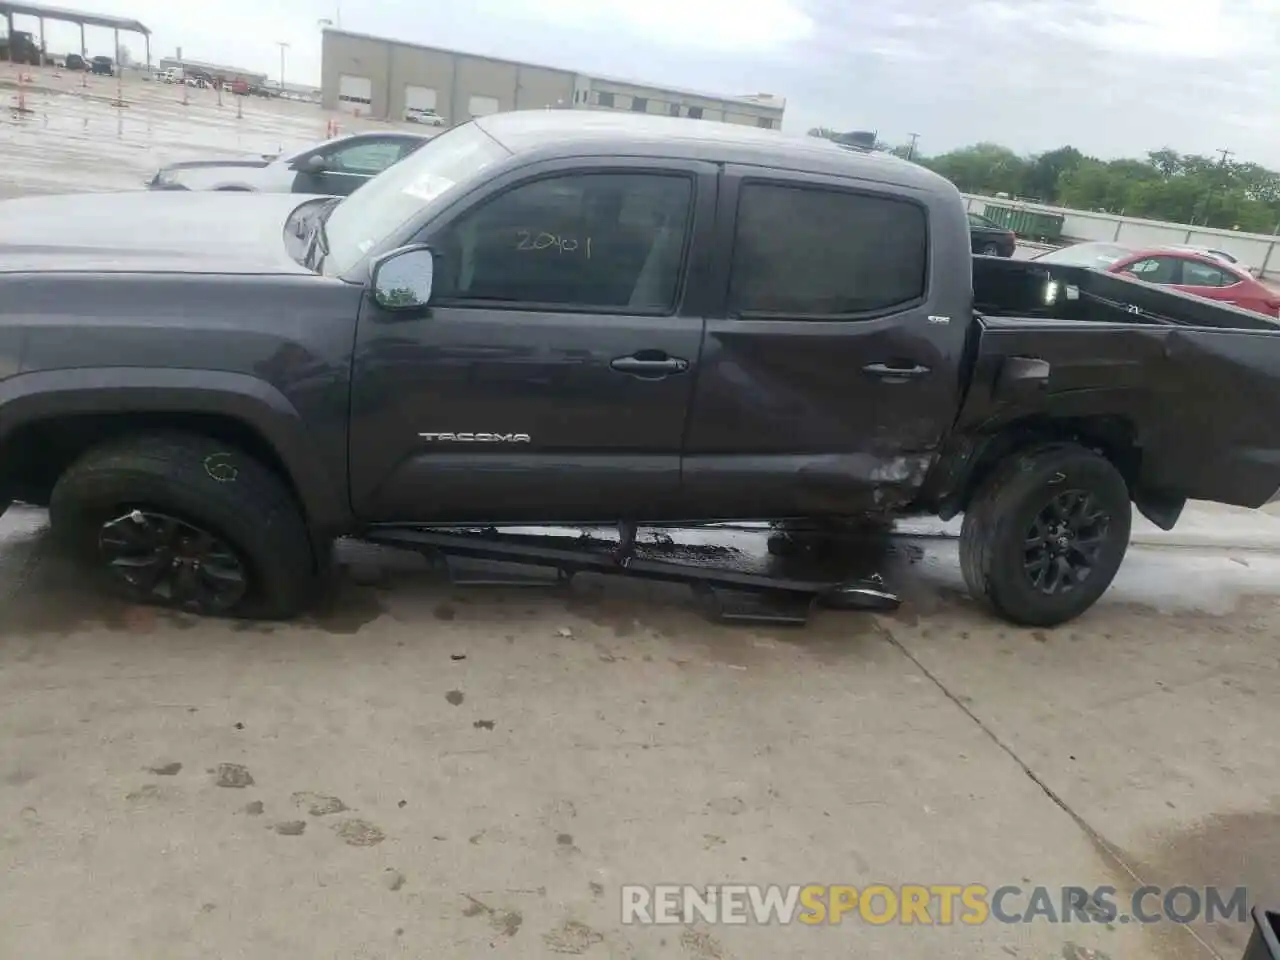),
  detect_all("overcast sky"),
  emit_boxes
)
[26,0,1280,167]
